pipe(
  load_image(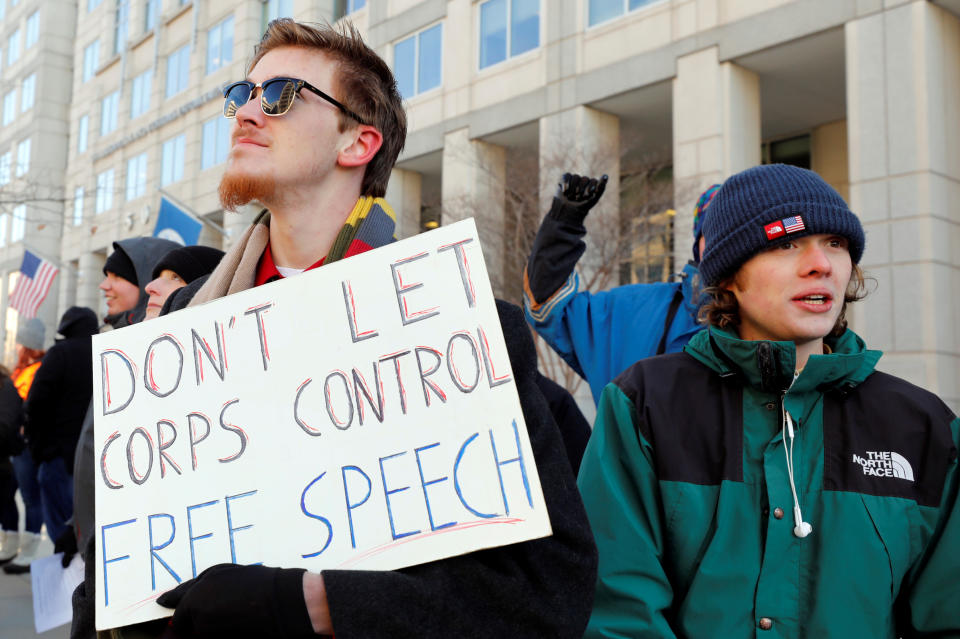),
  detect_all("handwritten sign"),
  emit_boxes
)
[92,219,551,630]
